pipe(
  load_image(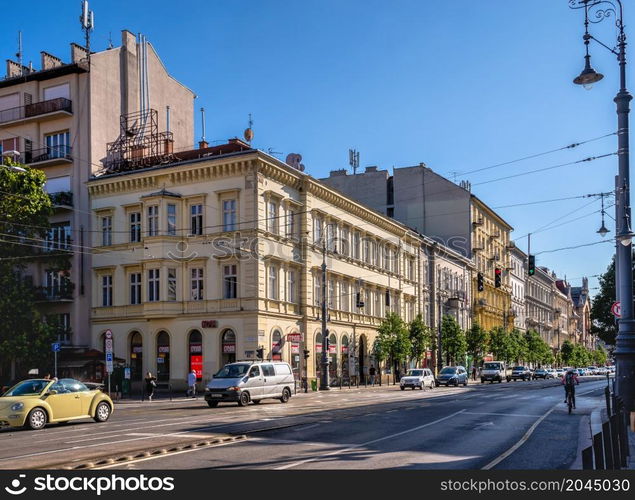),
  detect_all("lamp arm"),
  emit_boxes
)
[588,34,620,57]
